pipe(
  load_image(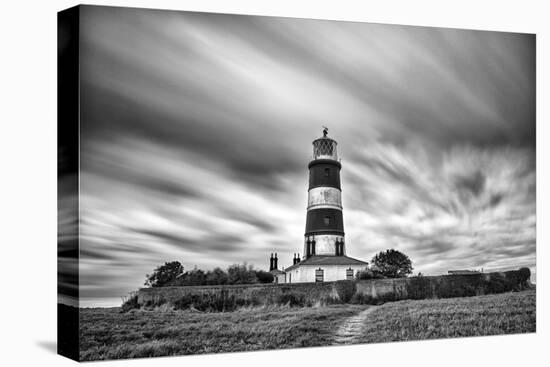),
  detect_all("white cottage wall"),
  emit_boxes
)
[287,264,366,283]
